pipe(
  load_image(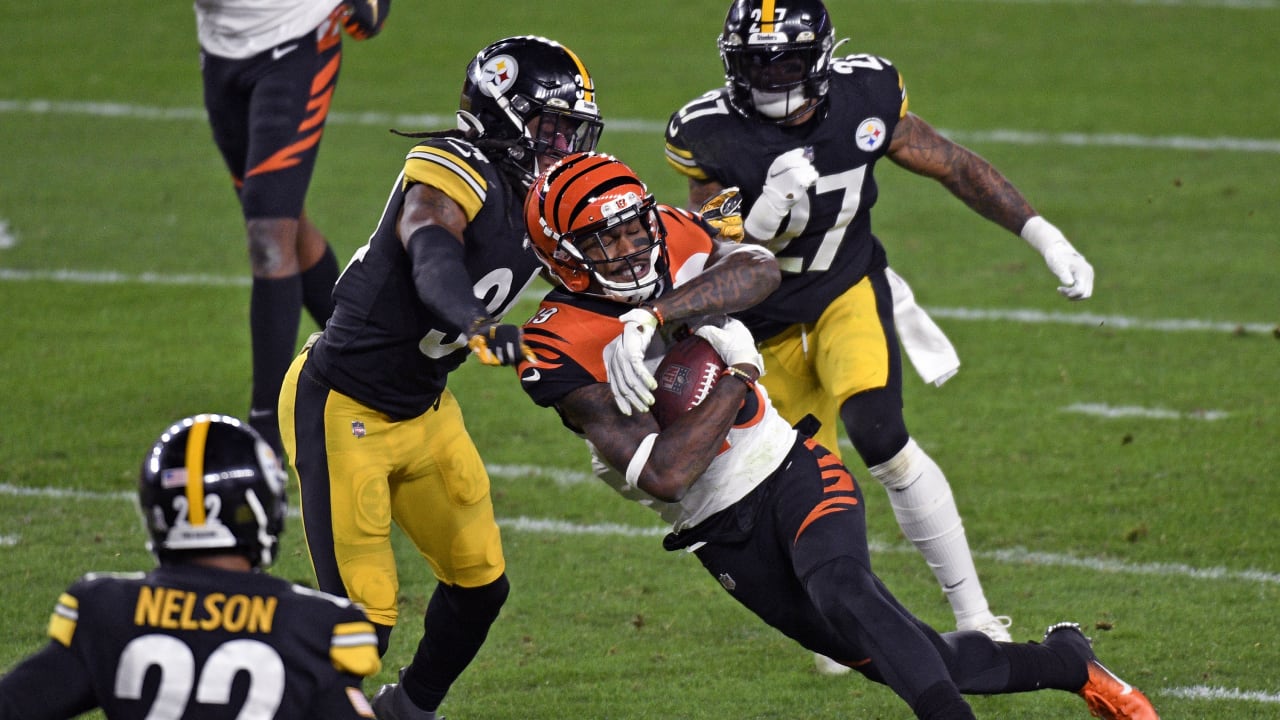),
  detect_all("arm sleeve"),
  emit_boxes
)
[405,224,492,335]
